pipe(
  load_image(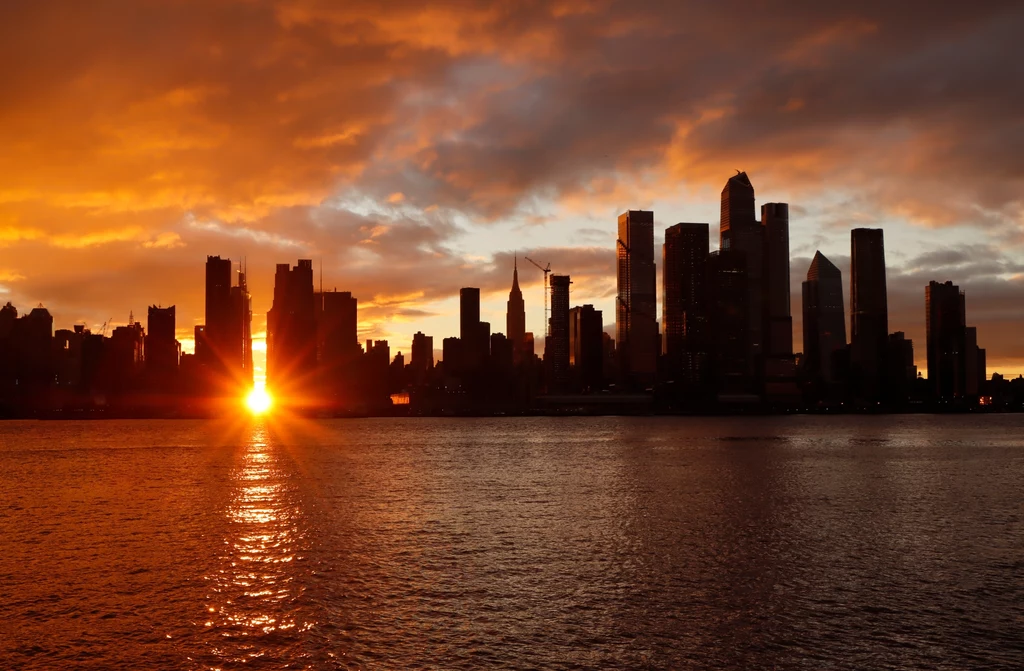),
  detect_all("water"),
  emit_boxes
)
[1,415,1022,669]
